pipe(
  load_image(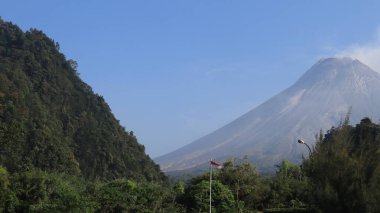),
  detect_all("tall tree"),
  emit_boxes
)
[219,157,267,211]
[268,160,307,209]
[303,118,380,213]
